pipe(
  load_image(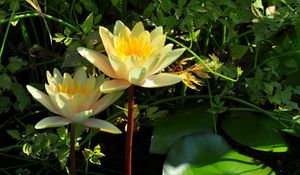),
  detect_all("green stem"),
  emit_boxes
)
[0,12,81,33]
[125,85,134,175]
[203,24,212,55]
[70,123,76,175]
[0,0,18,63]
[167,36,239,82]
